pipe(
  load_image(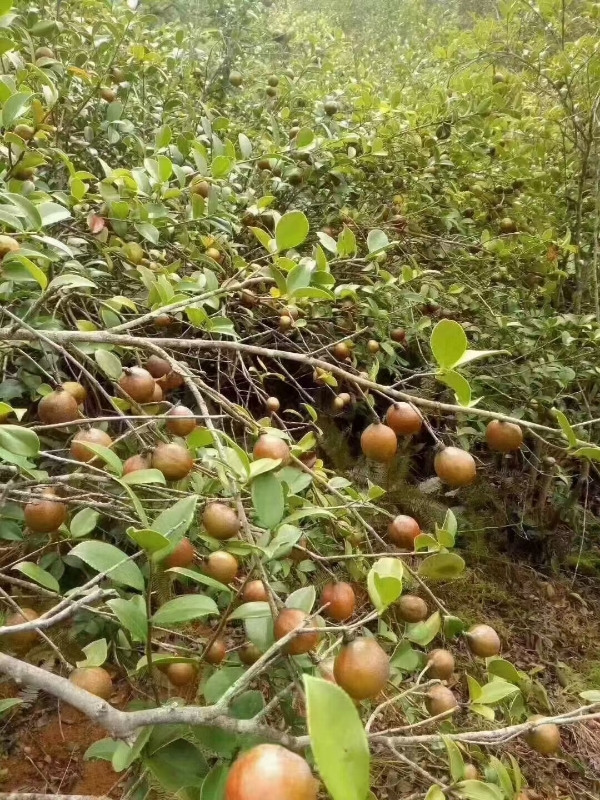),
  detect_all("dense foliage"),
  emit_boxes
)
[0,0,599,797]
